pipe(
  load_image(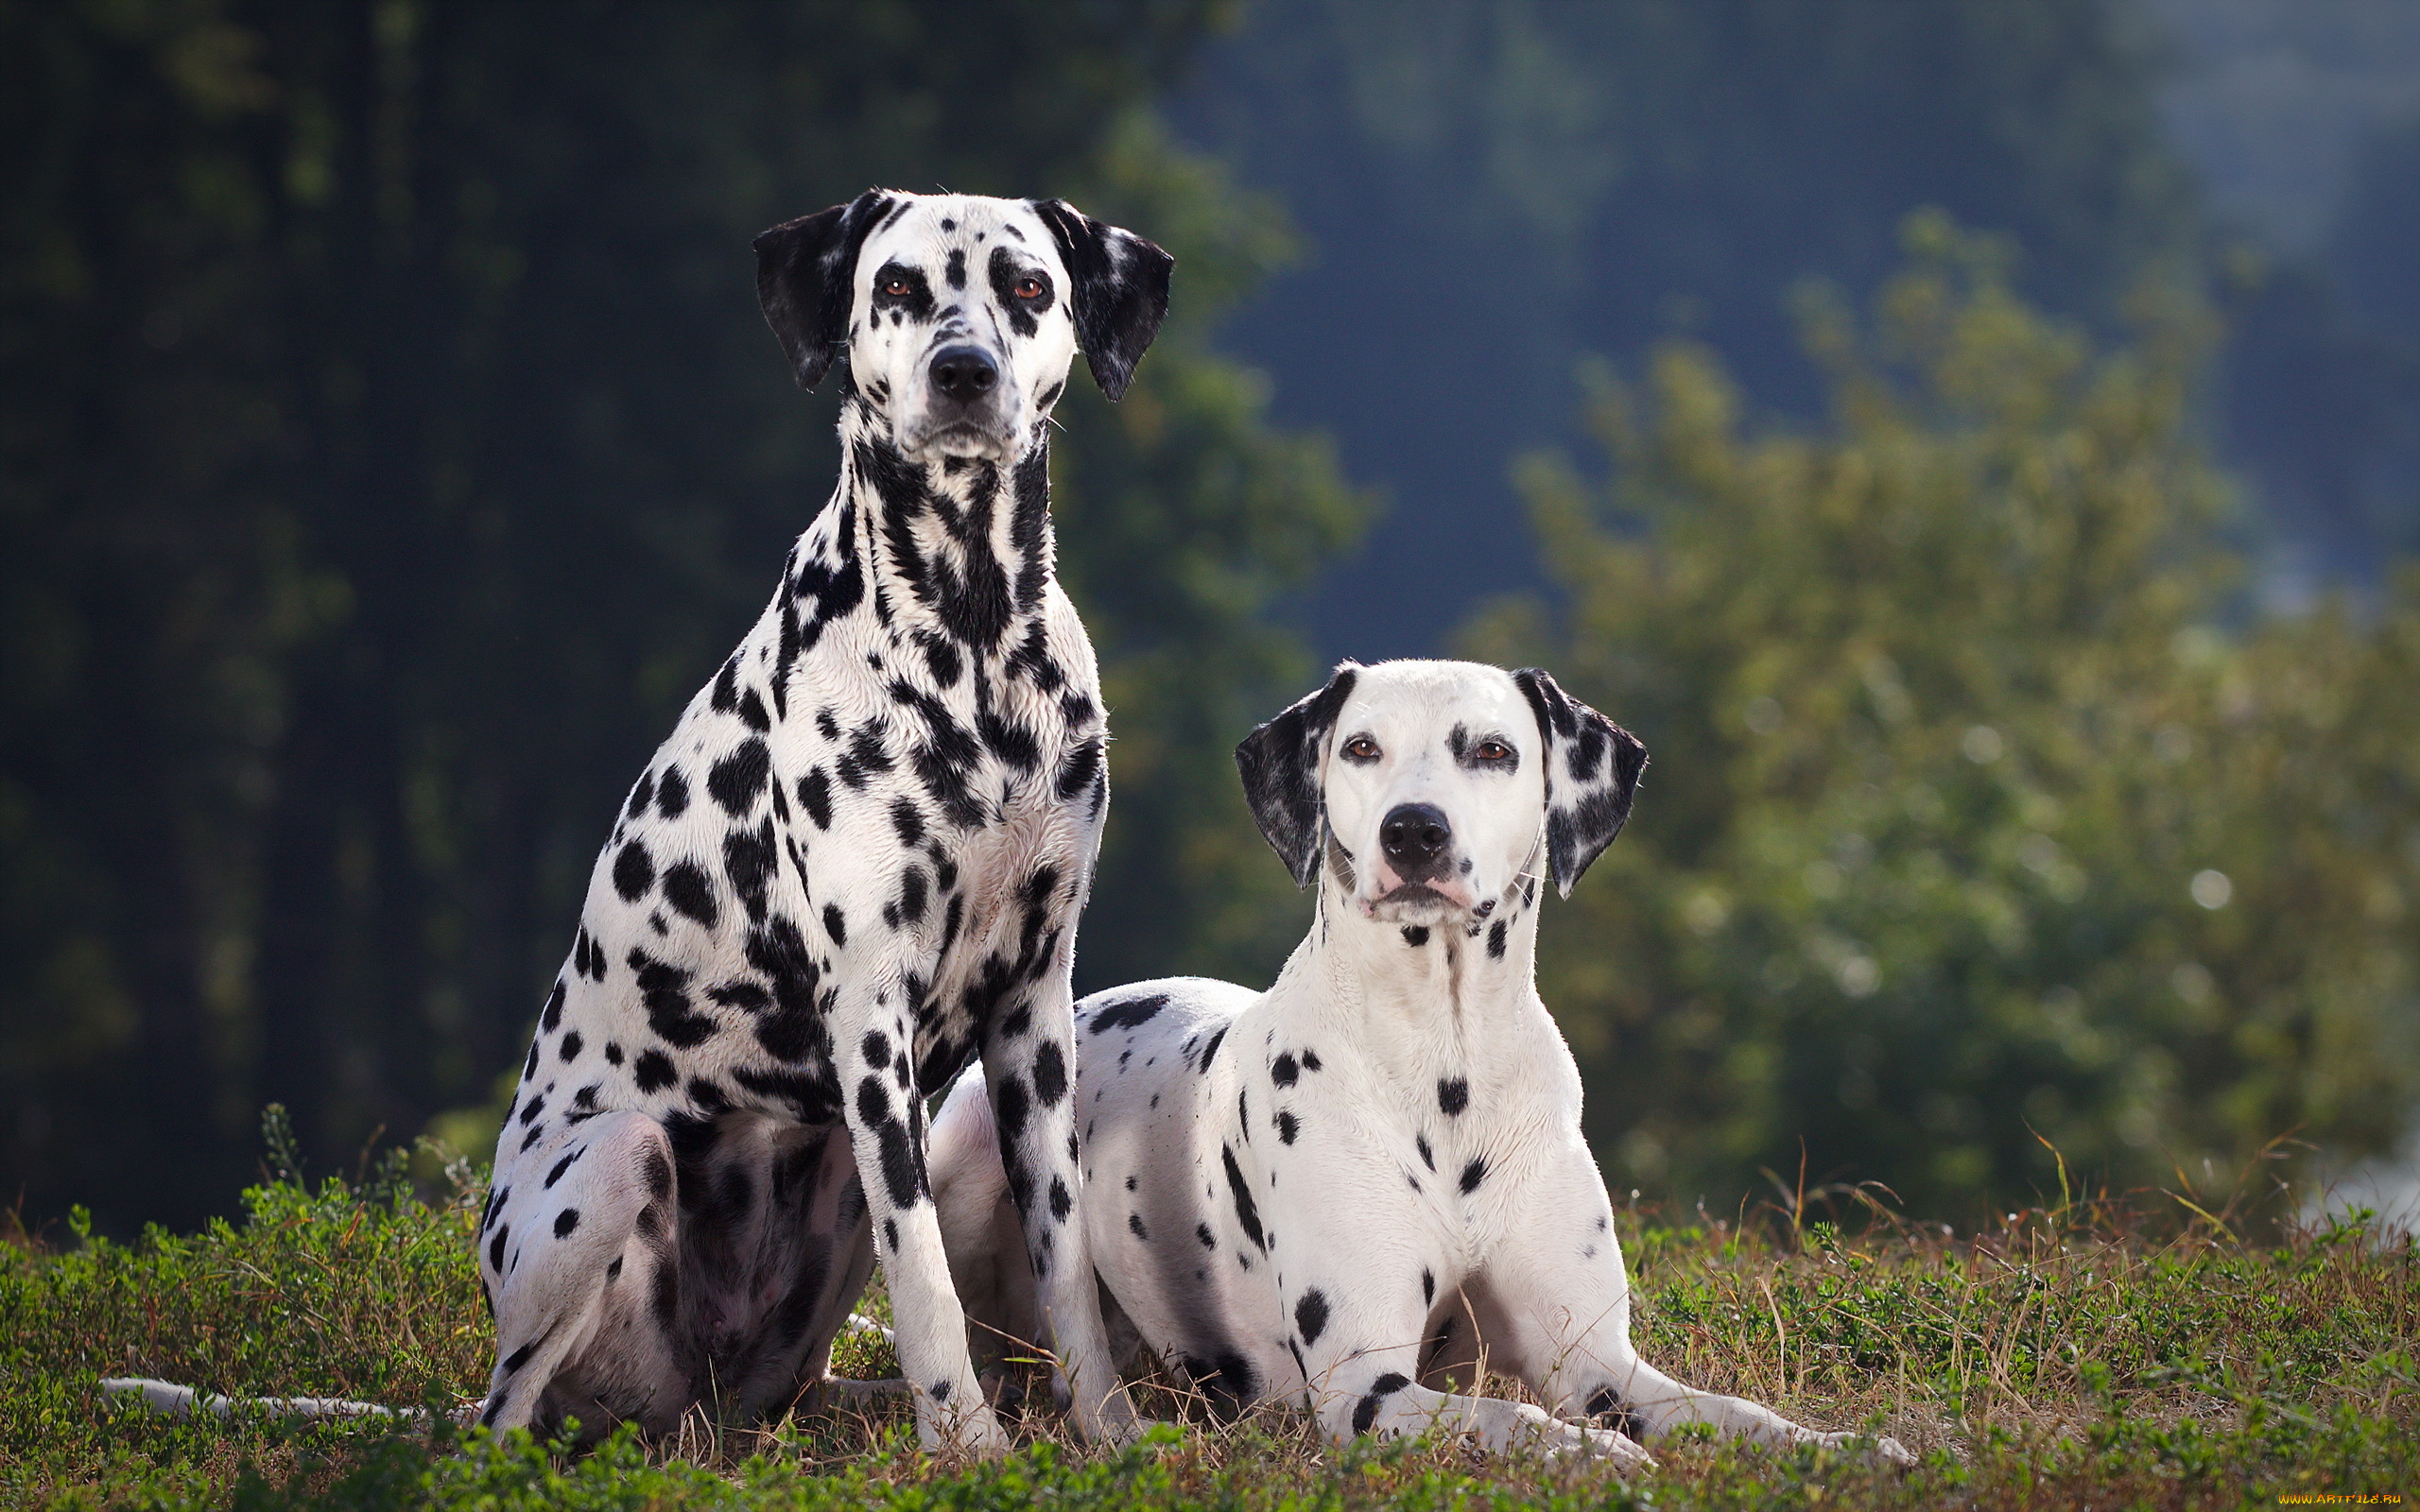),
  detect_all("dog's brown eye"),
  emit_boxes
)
[1342,736,1380,761]
[882,278,912,298]
[1014,277,1045,300]
[1476,740,1511,762]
